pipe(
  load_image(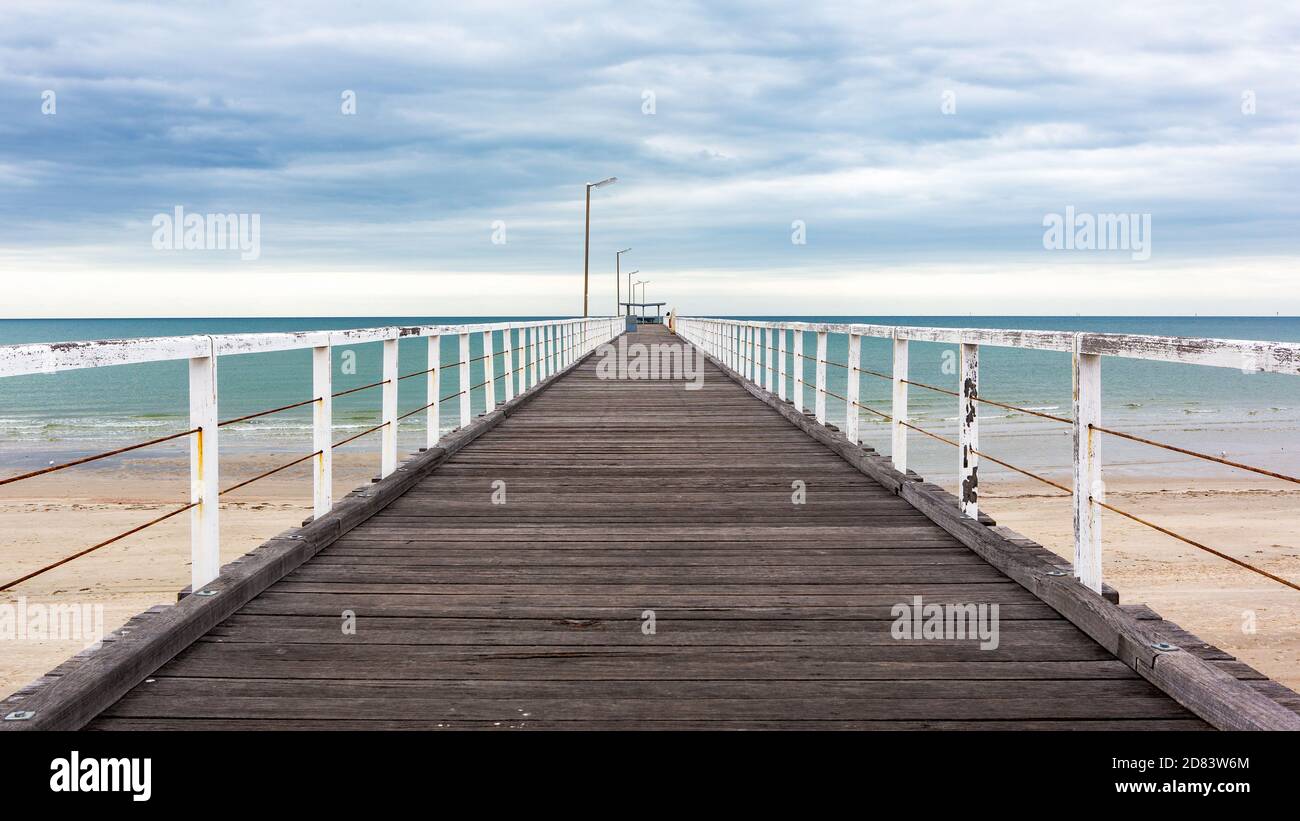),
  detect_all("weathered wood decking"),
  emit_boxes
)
[55,323,1235,730]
